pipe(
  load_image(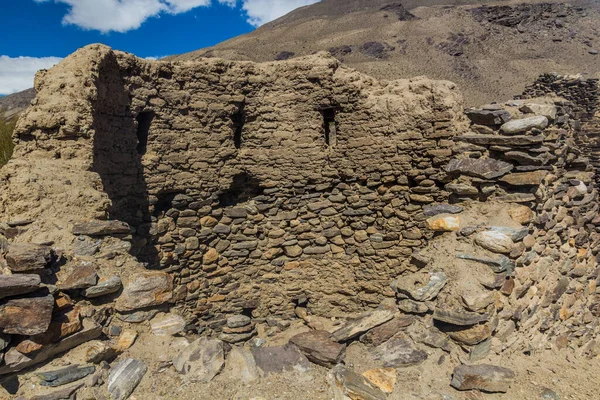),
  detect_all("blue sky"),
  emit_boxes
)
[0,0,320,95]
